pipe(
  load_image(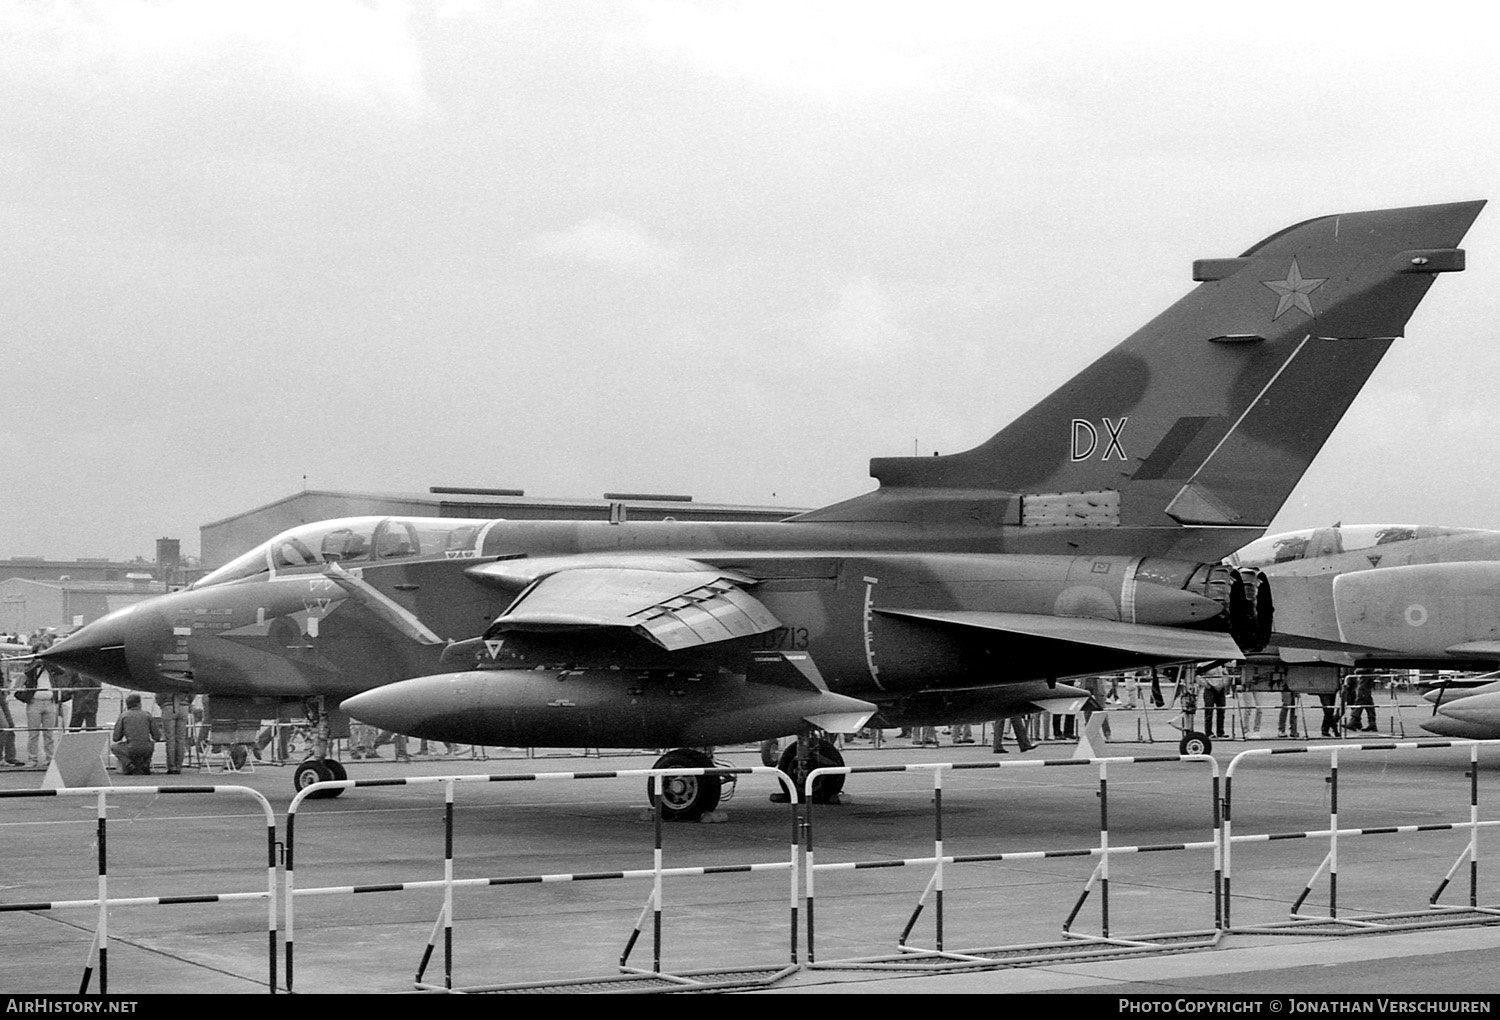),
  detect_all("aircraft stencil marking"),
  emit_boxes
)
[862,576,883,690]
[484,639,504,658]
[1071,417,1129,462]
[749,626,809,650]
[1263,259,1327,320]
